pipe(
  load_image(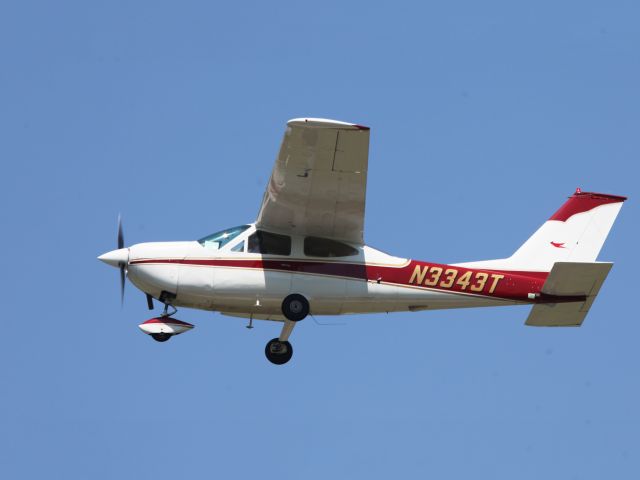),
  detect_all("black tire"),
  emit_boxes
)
[281,294,309,322]
[265,338,293,365]
[151,332,172,342]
